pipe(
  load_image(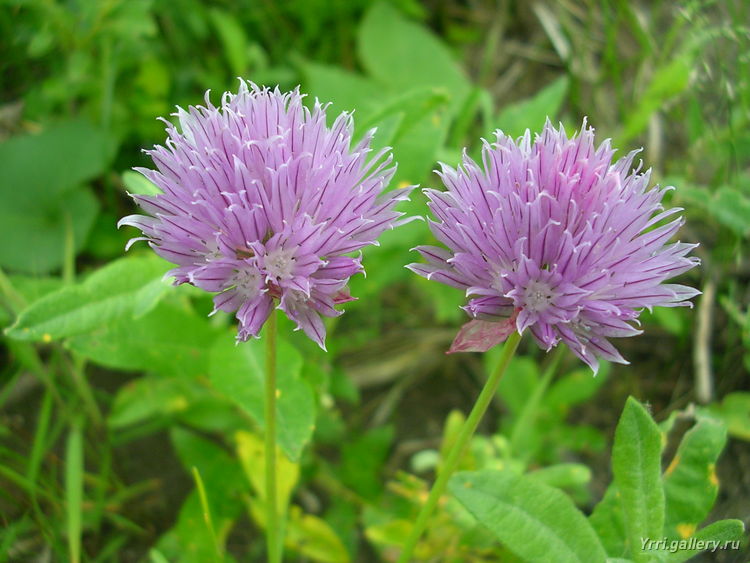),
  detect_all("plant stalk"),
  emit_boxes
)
[396,331,522,563]
[265,308,281,563]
